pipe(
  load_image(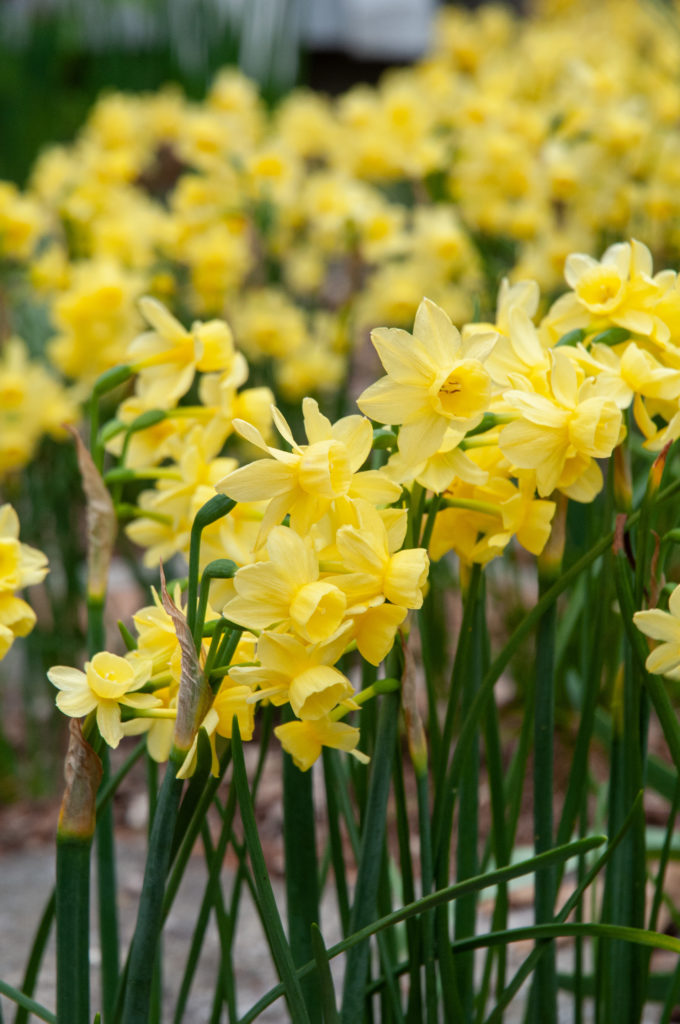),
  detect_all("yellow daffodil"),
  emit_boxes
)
[547,240,675,348]
[0,504,49,660]
[357,297,497,465]
[217,398,401,543]
[634,585,680,679]
[429,459,556,565]
[128,297,247,409]
[48,259,143,382]
[224,525,347,643]
[275,717,369,772]
[229,624,355,721]
[323,501,429,664]
[499,350,623,500]
[484,307,552,390]
[125,422,238,566]
[48,651,157,748]
[330,502,429,611]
